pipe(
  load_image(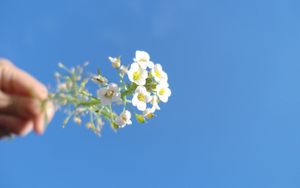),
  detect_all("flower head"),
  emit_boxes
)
[128,63,148,86]
[132,86,152,111]
[108,56,121,68]
[133,50,154,69]
[115,110,132,128]
[156,83,171,103]
[97,83,121,105]
[151,64,168,84]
